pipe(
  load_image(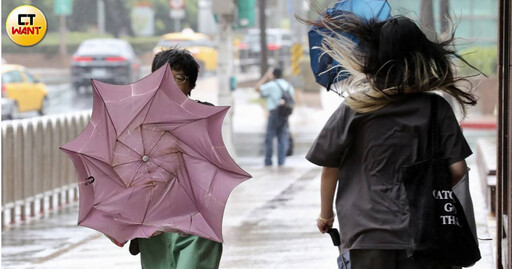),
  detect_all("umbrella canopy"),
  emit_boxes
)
[308,0,391,90]
[60,64,251,244]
